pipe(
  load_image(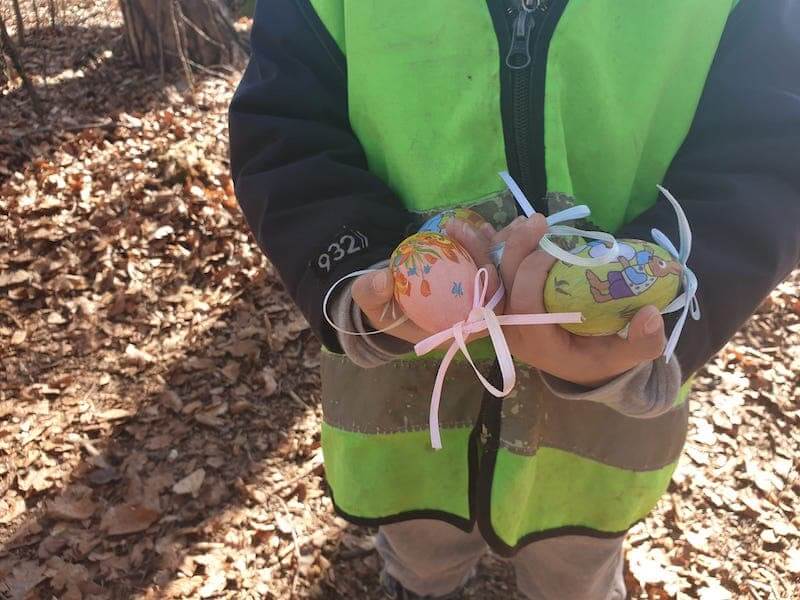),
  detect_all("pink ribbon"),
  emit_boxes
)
[414,268,583,449]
